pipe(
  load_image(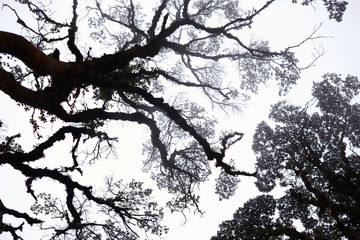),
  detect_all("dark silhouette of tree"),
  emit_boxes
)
[212,73,360,240]
[293,0,348,22]
[0,0,347,239]
[211,194,277,240]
